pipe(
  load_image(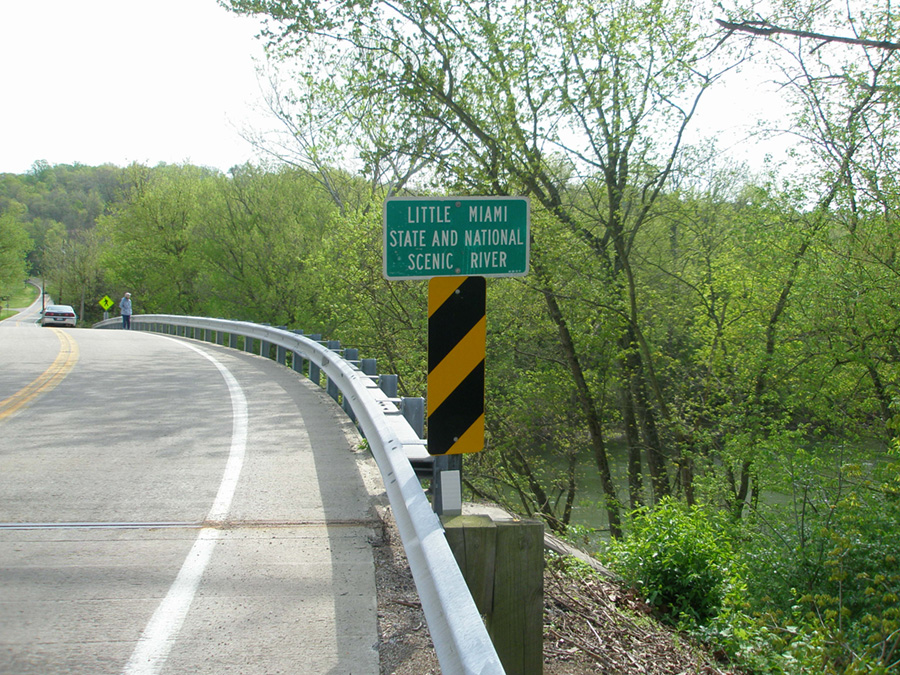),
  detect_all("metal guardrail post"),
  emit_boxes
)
[400,397,424,436]
[326,340,341,402]
[361,358,377,378]
[291,351,305,374]
[433,454,463,516]
[275,327,288,365]
[326,377,340,401]
[308,334,323,385]
[343,349,360,420]
[379,374,398,398]
[290,330,305,374]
